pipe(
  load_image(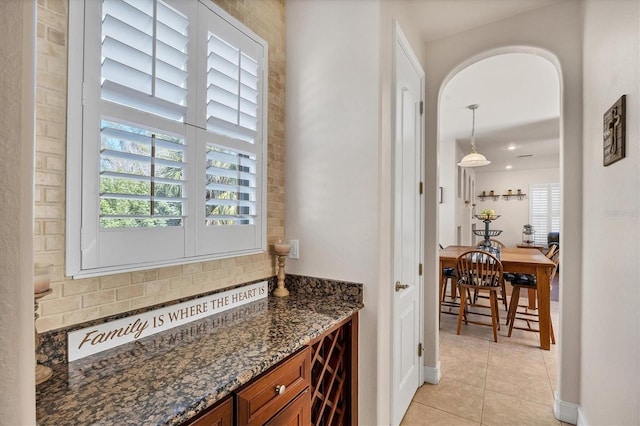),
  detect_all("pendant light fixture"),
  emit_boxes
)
[458,104,491,167]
